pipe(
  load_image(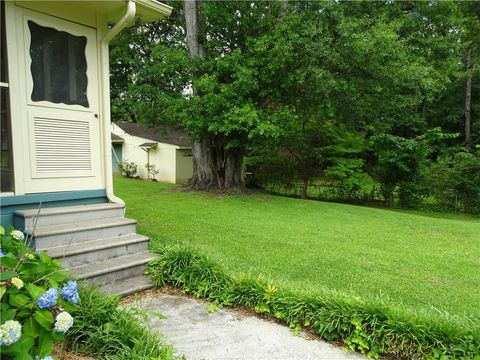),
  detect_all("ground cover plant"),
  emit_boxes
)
[115,176,480,321]
[147,245,480,359]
